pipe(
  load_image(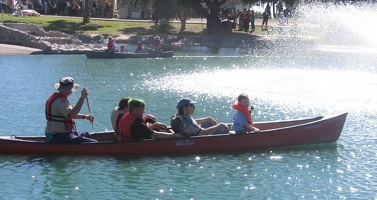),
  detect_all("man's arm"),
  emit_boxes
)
[69,87,88,117]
